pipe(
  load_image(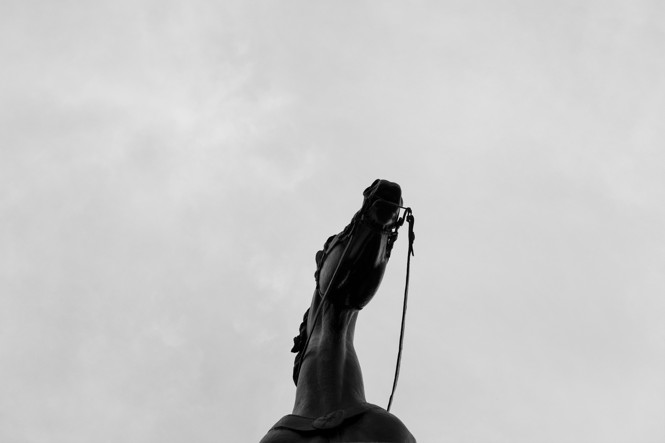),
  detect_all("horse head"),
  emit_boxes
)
[291,179,406,385]
[314,179,403,309]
